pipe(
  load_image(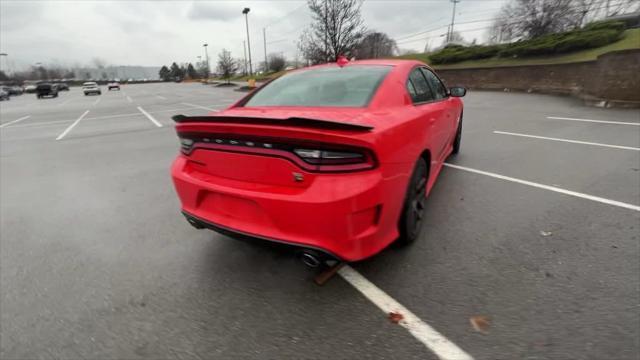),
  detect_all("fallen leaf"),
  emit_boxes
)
[540,230,552,237]
[388,312,404,324]
[470,316,491,333]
